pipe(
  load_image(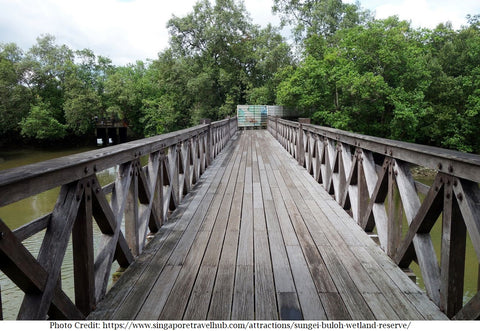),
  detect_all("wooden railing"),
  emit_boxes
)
[268,116,480,320]
[0,117,237,320]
